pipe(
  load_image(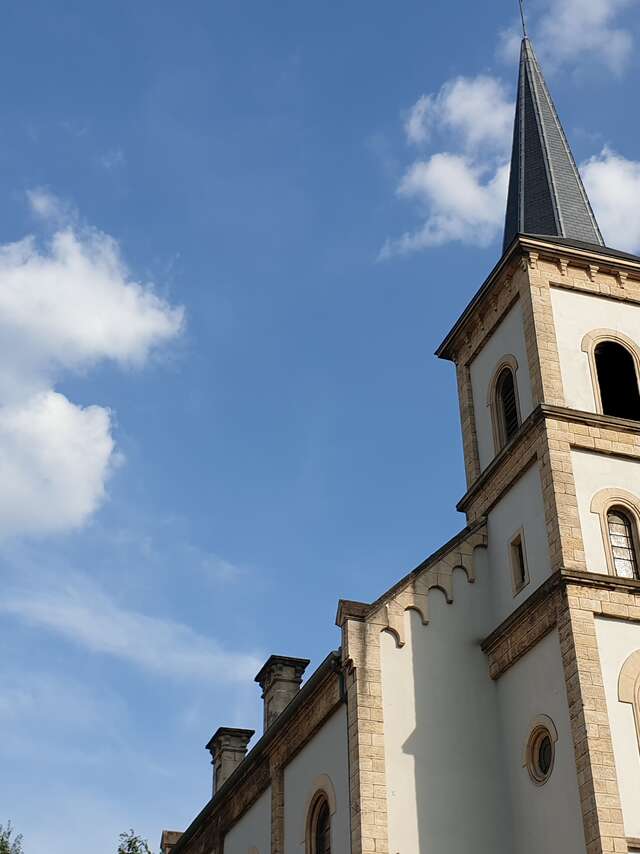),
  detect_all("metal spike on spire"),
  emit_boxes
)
[502,38,604,251]
[518,0,527,37]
